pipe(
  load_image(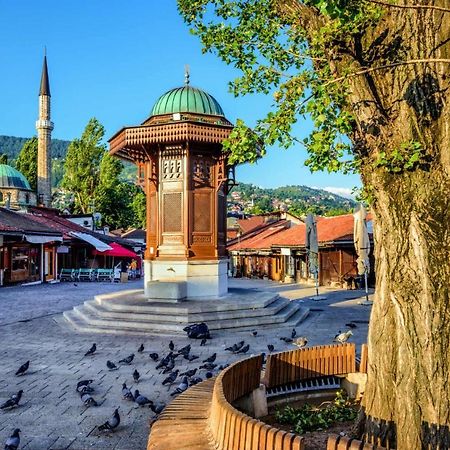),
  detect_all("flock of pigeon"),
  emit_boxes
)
[1,322,356,449]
